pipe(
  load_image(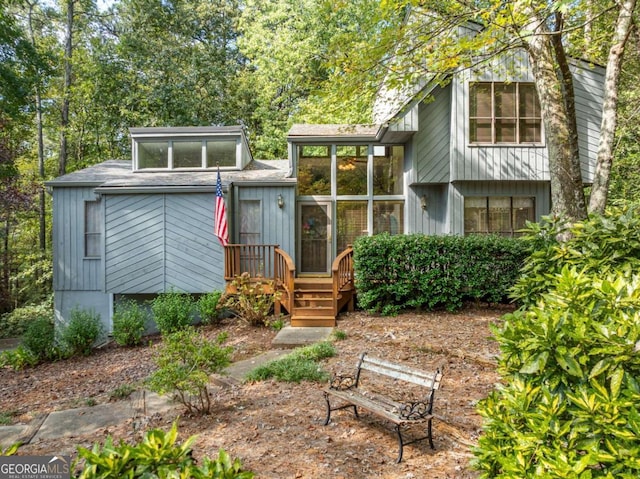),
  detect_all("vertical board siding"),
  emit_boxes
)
[105,193,225,294]
[53,187,103,291]
[414,85,451,183]
[407,184,448,235]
